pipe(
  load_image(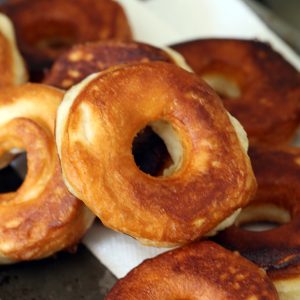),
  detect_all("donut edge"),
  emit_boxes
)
[56,72,100,199]
[0,13,28,85]
[0,84,95,263]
